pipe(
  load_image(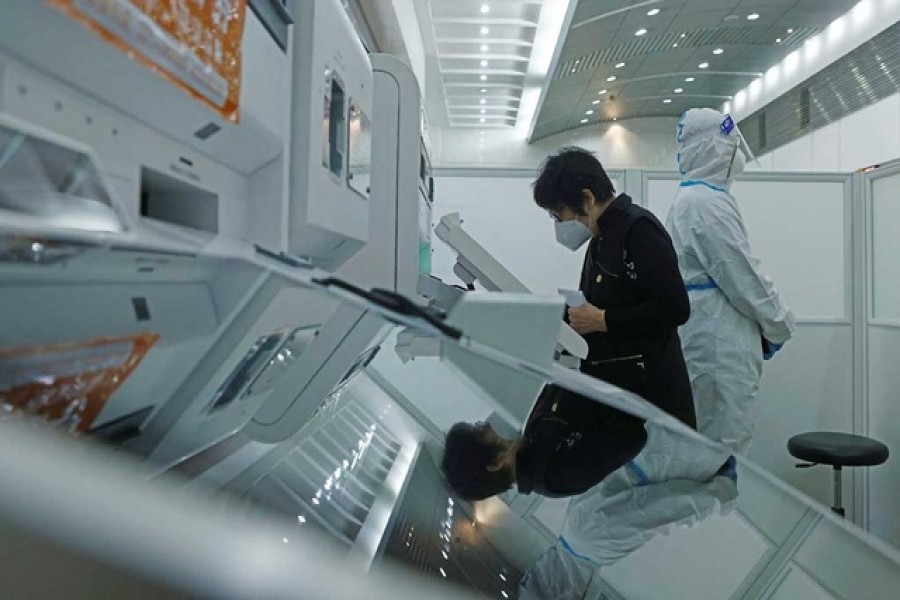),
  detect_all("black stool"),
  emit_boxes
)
[788,432,889,517]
